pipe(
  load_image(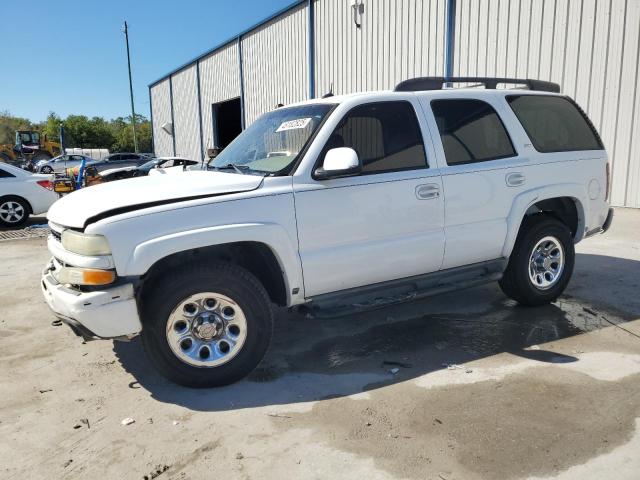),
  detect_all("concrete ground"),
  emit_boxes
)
[0,209,639,480]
